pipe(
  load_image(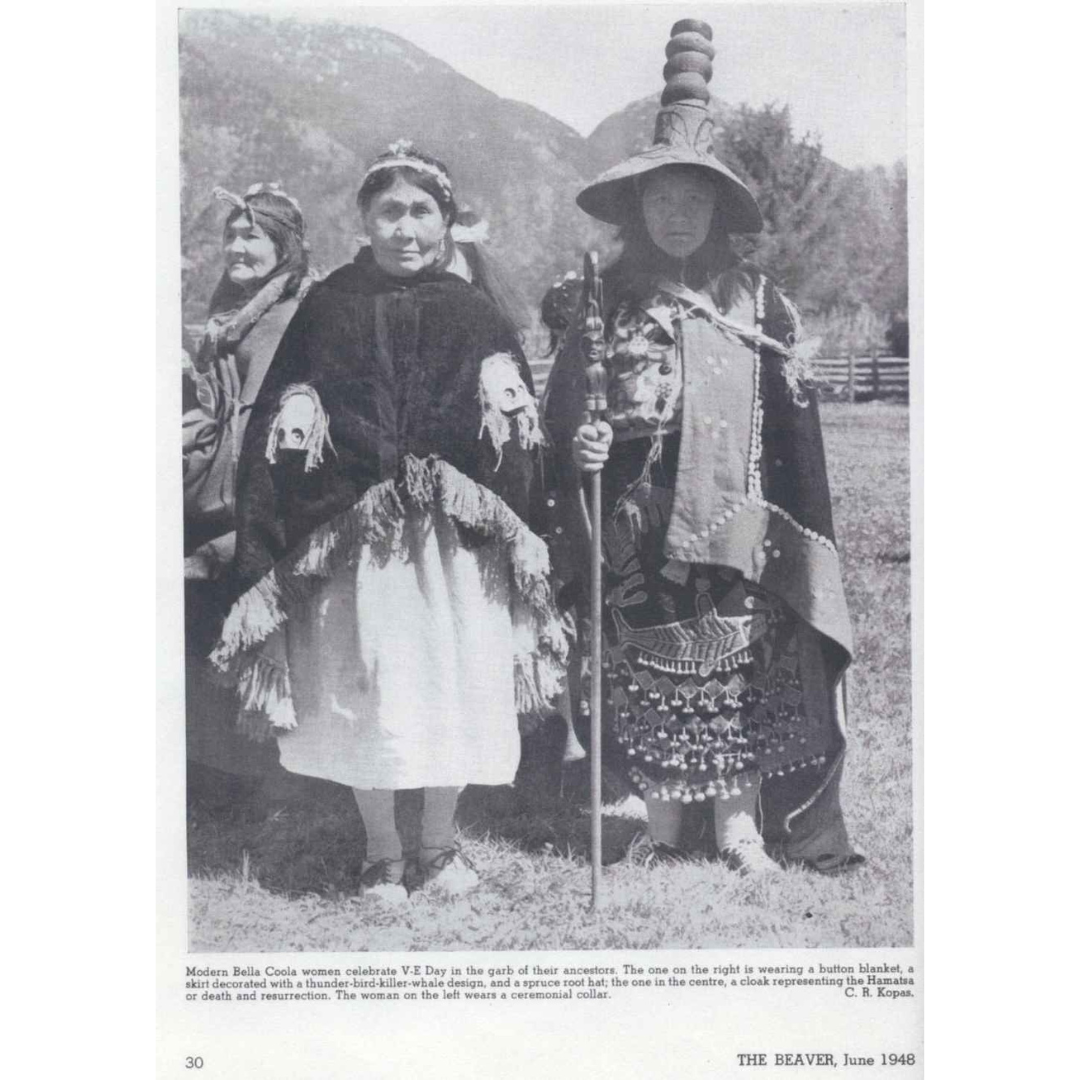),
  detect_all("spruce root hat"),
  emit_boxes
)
[576,19,763,233]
